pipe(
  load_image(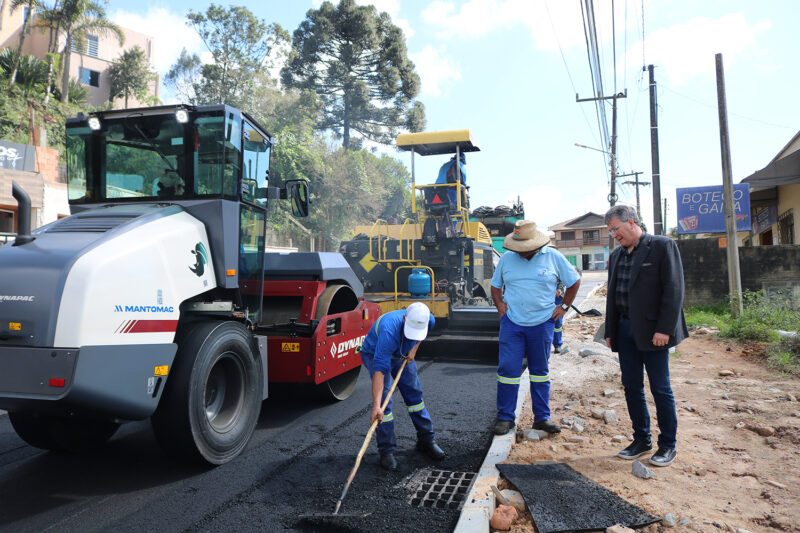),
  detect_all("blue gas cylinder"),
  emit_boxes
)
[408,268,431,298]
